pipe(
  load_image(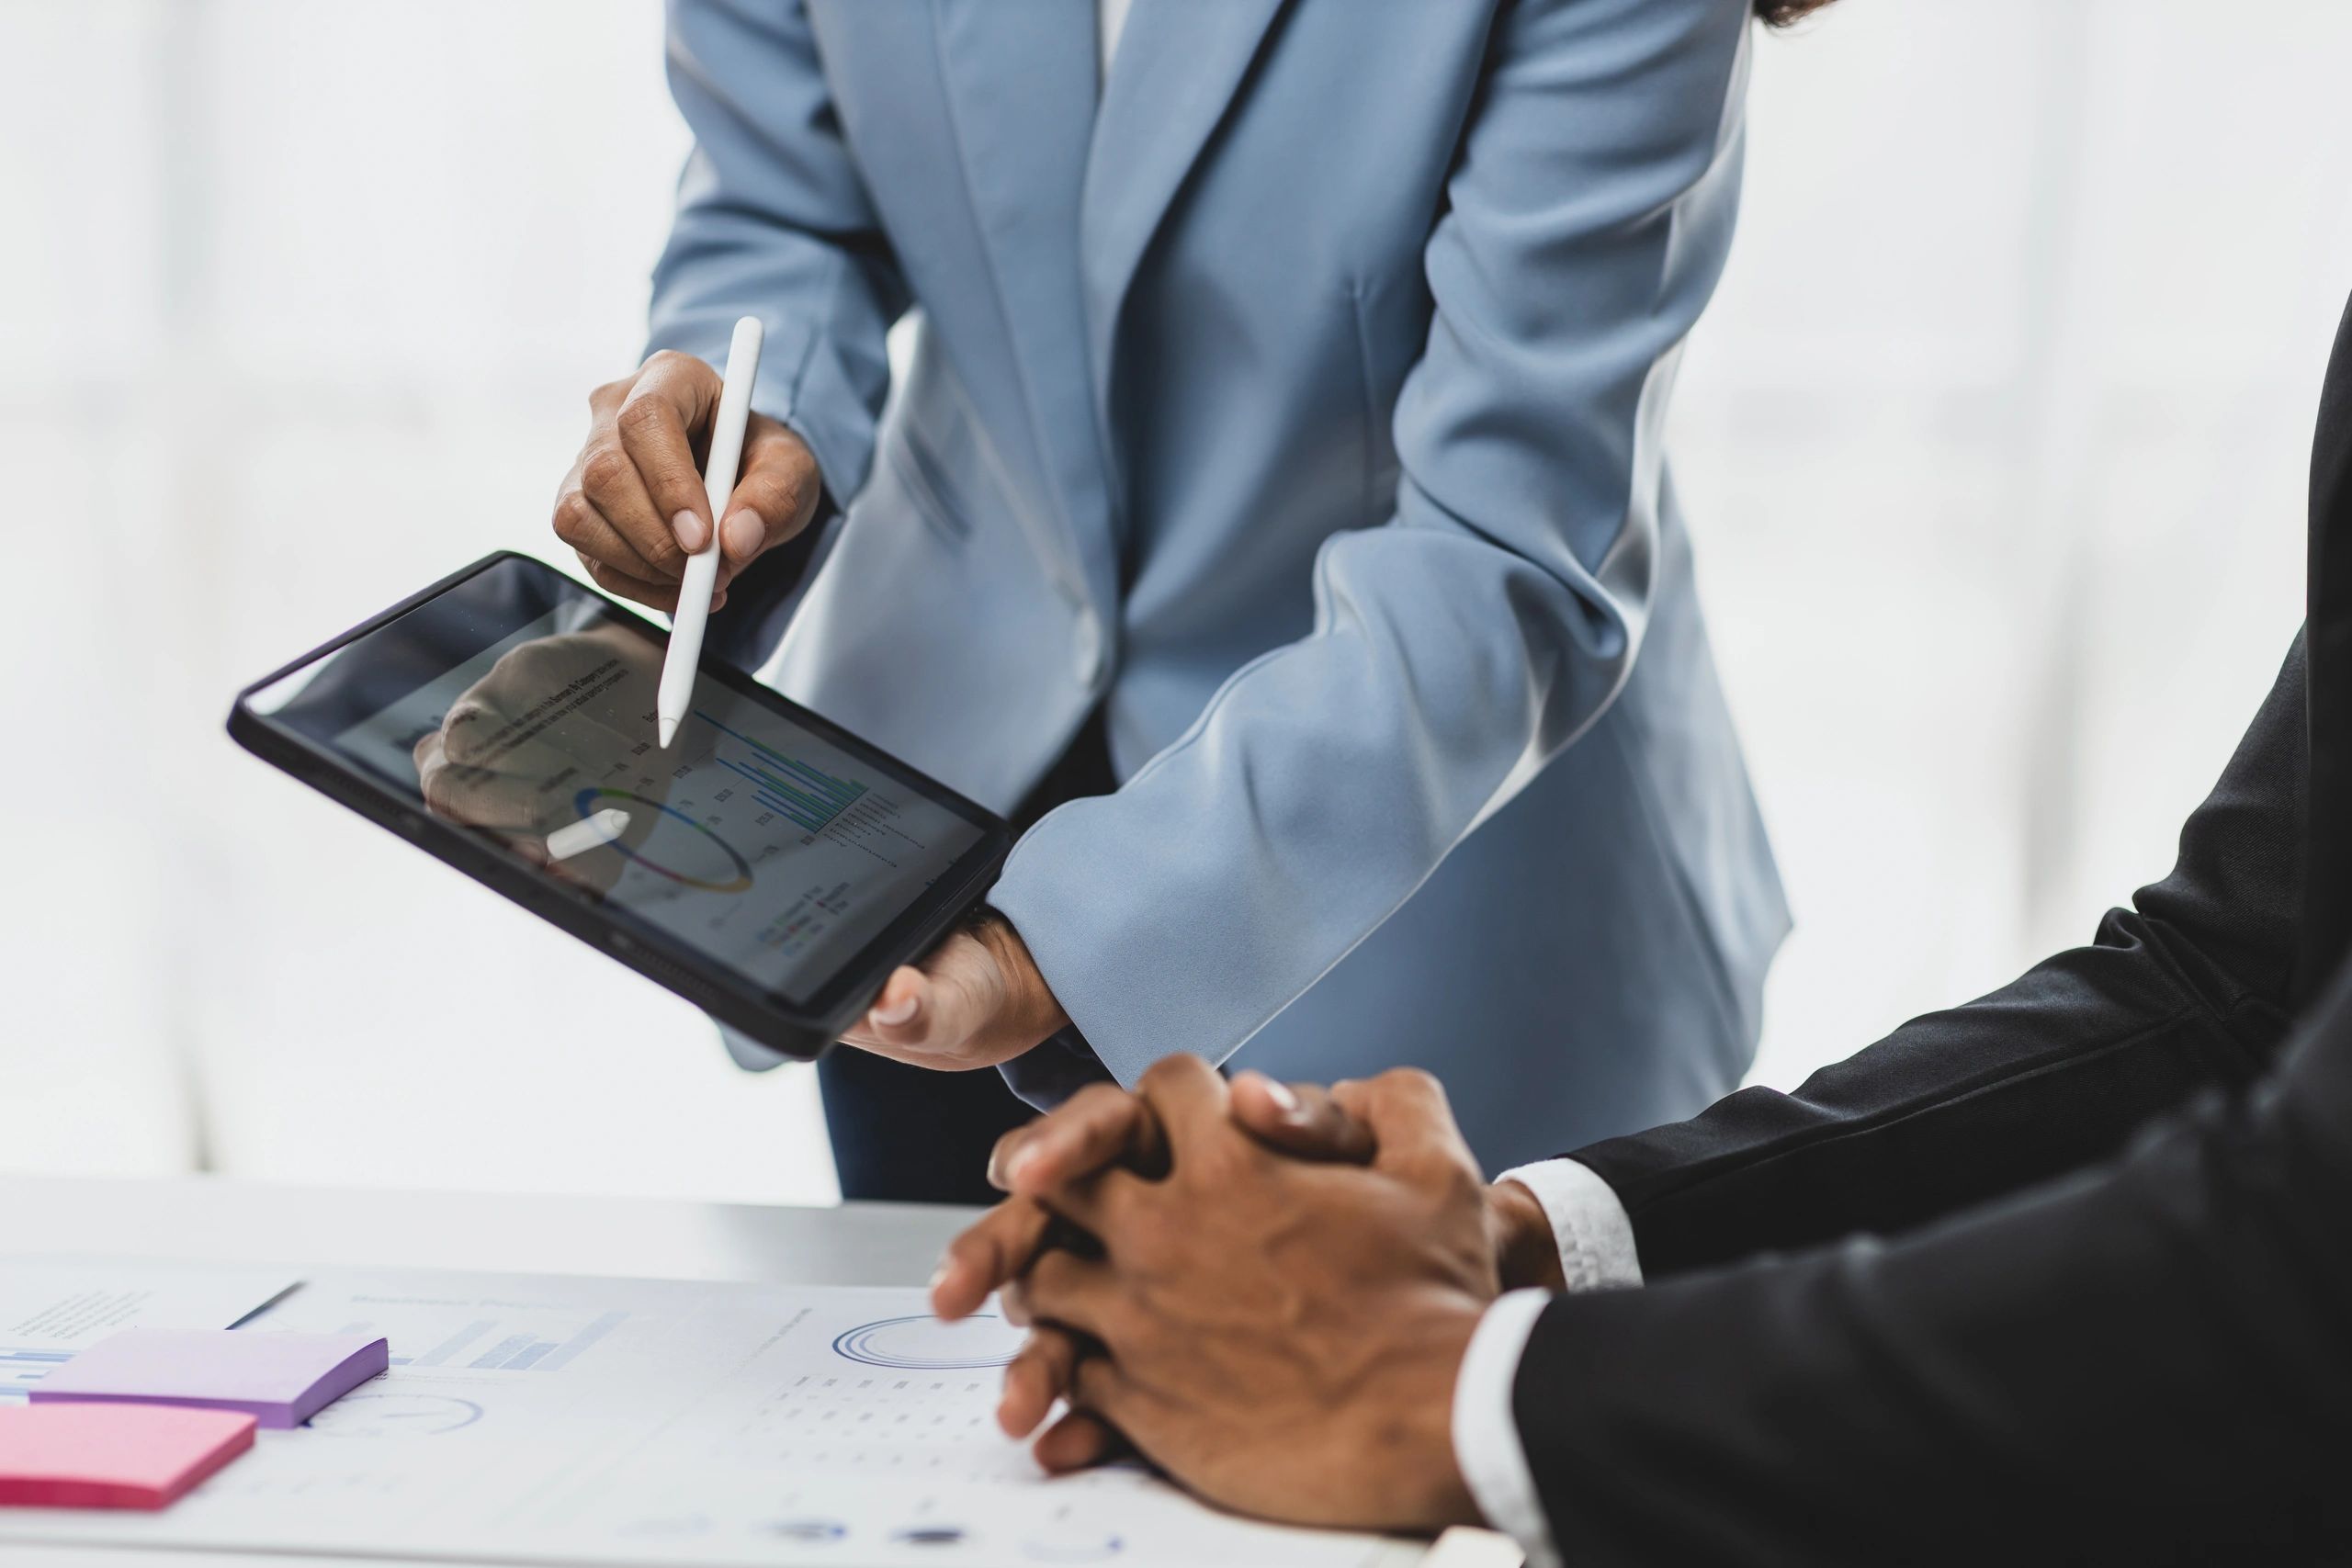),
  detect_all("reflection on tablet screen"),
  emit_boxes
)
[250,567,986,1000]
